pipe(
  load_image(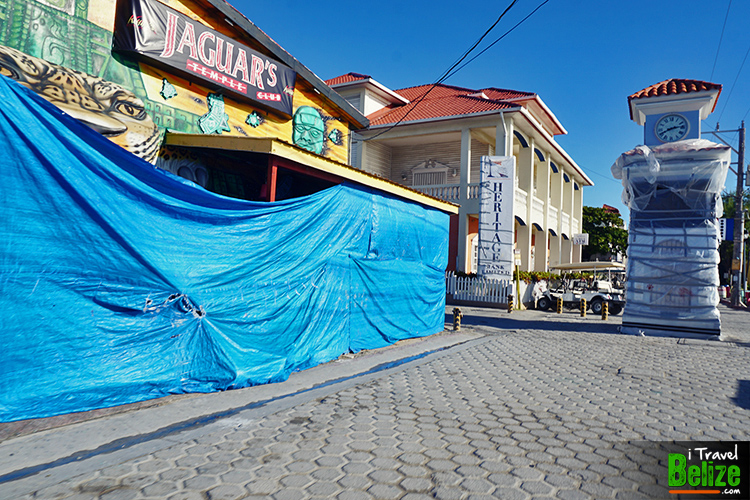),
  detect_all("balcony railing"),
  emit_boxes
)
[561,212,570,235]
[532,196,545,223]
[412,184,460,202]
[412,183,481,202]
[549,206,558,231]
[514,188,527,219]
